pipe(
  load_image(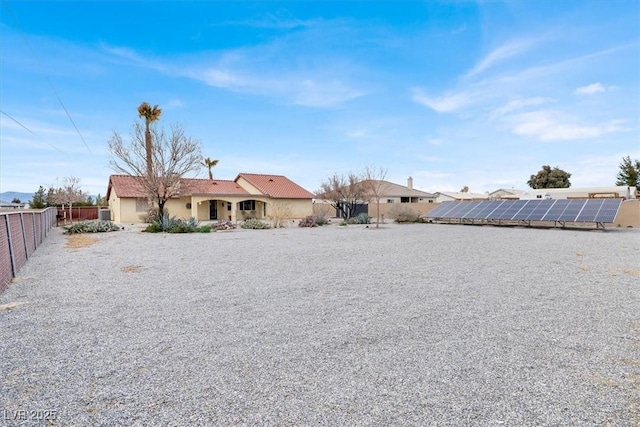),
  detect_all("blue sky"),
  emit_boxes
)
[1,1,638,197]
